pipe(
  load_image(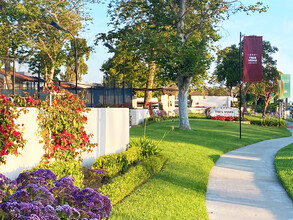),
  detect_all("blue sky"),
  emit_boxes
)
[82,0,293,99]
